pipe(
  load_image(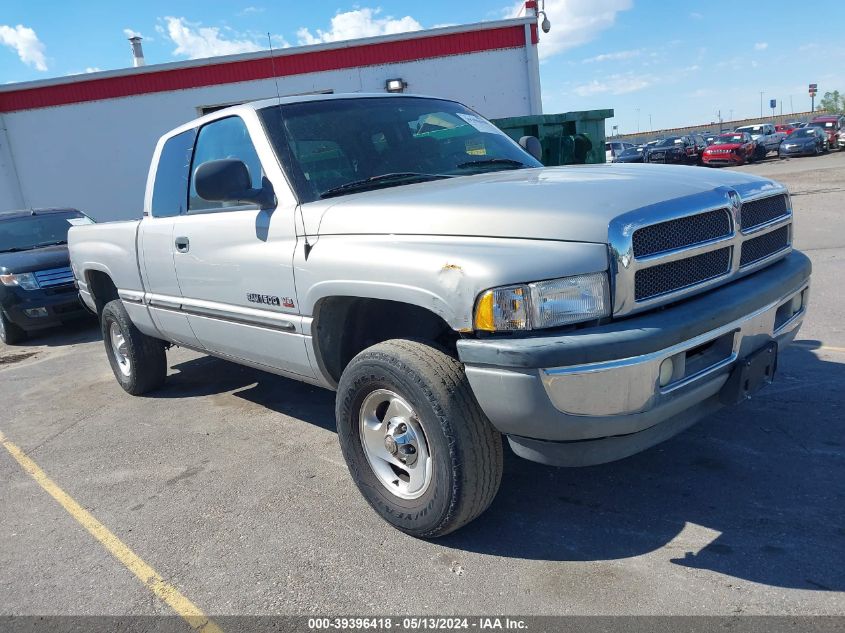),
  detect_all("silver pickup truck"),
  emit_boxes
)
[69,94,811,537]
